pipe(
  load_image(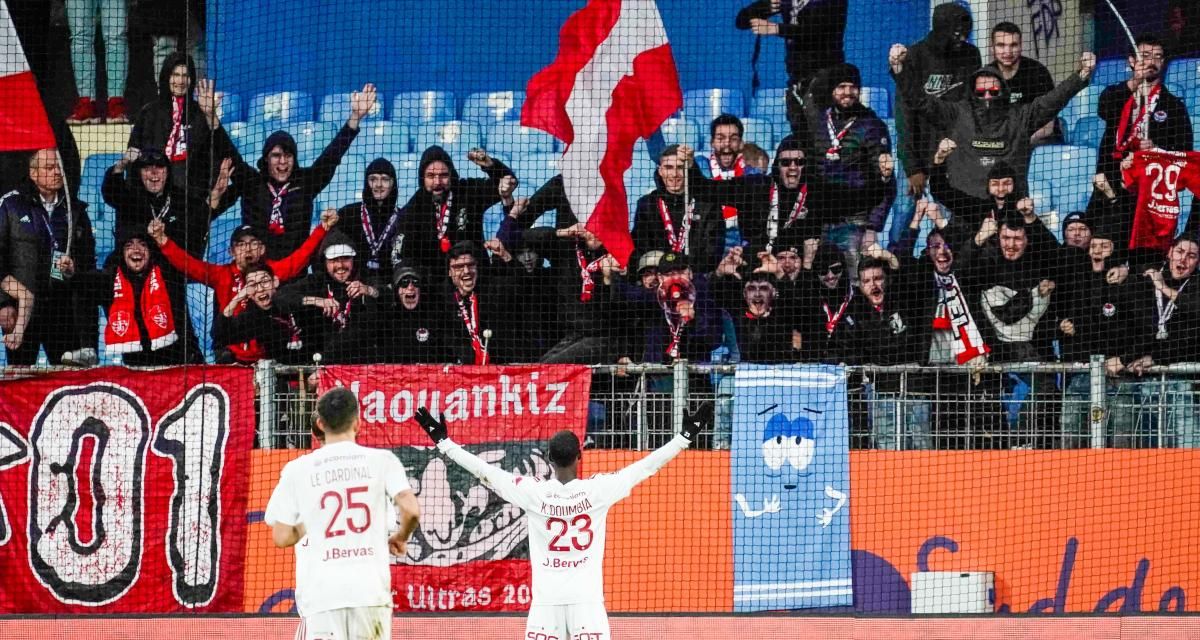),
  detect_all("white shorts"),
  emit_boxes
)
[295,605,392,640]
[525,602,611,640]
